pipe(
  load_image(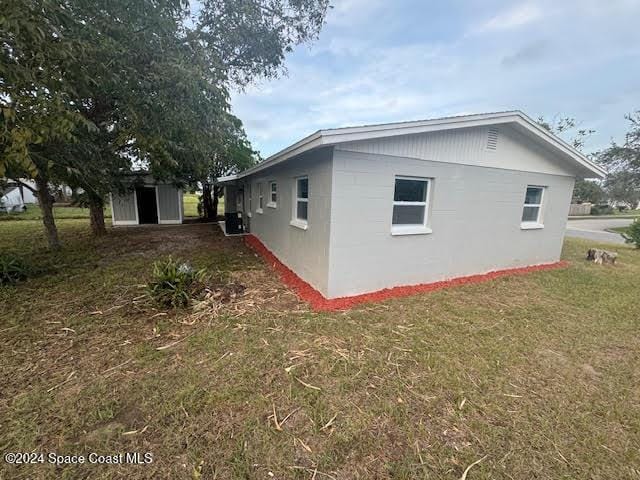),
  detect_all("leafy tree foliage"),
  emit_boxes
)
[603,171,640,208]
[600,111,640,208]
[1,0,330,247]
[536,116,595,151]
[536,116,608,207]
[572,179,606,204]
[622,219,640,248]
